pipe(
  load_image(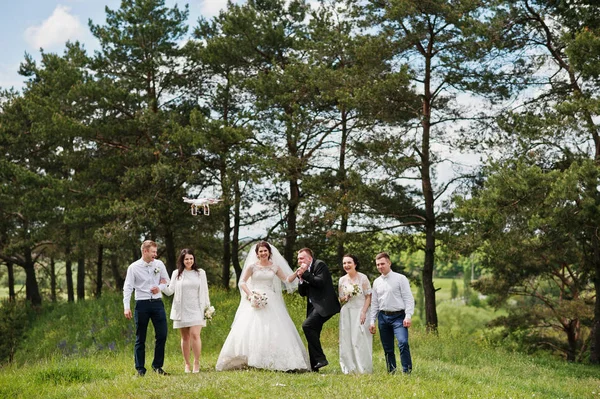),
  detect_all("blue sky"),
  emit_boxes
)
[0,0,236,91]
